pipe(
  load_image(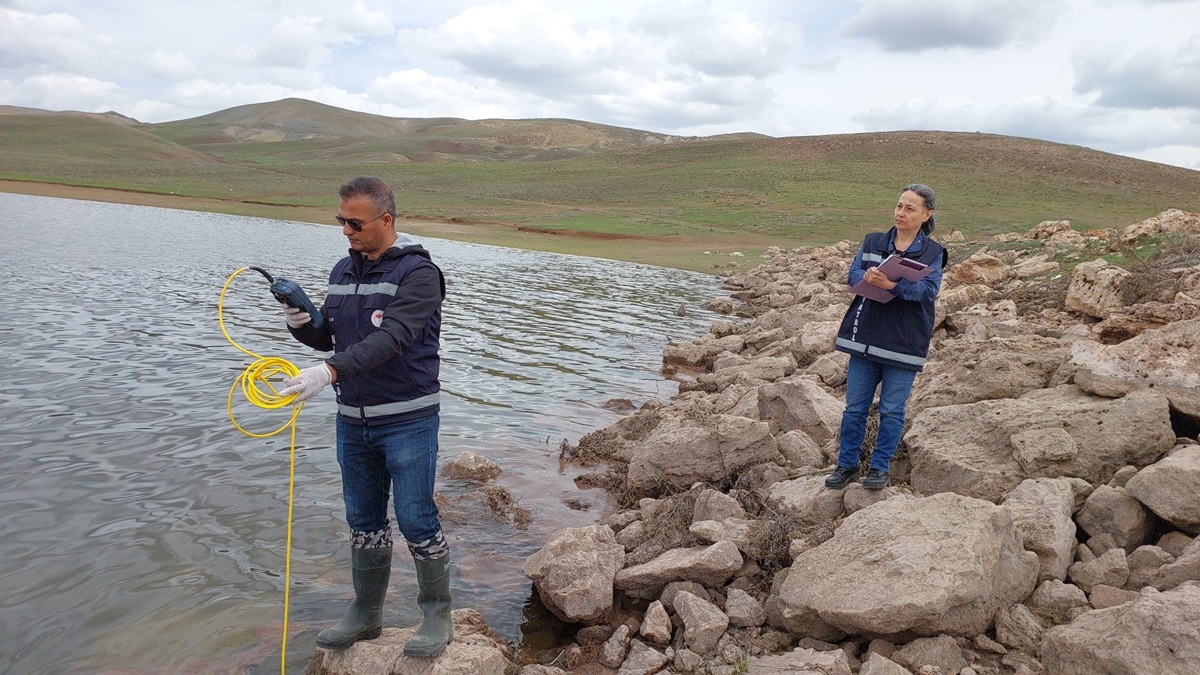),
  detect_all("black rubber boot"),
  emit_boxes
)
[403,555,453,658]
[316,546,392,649]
